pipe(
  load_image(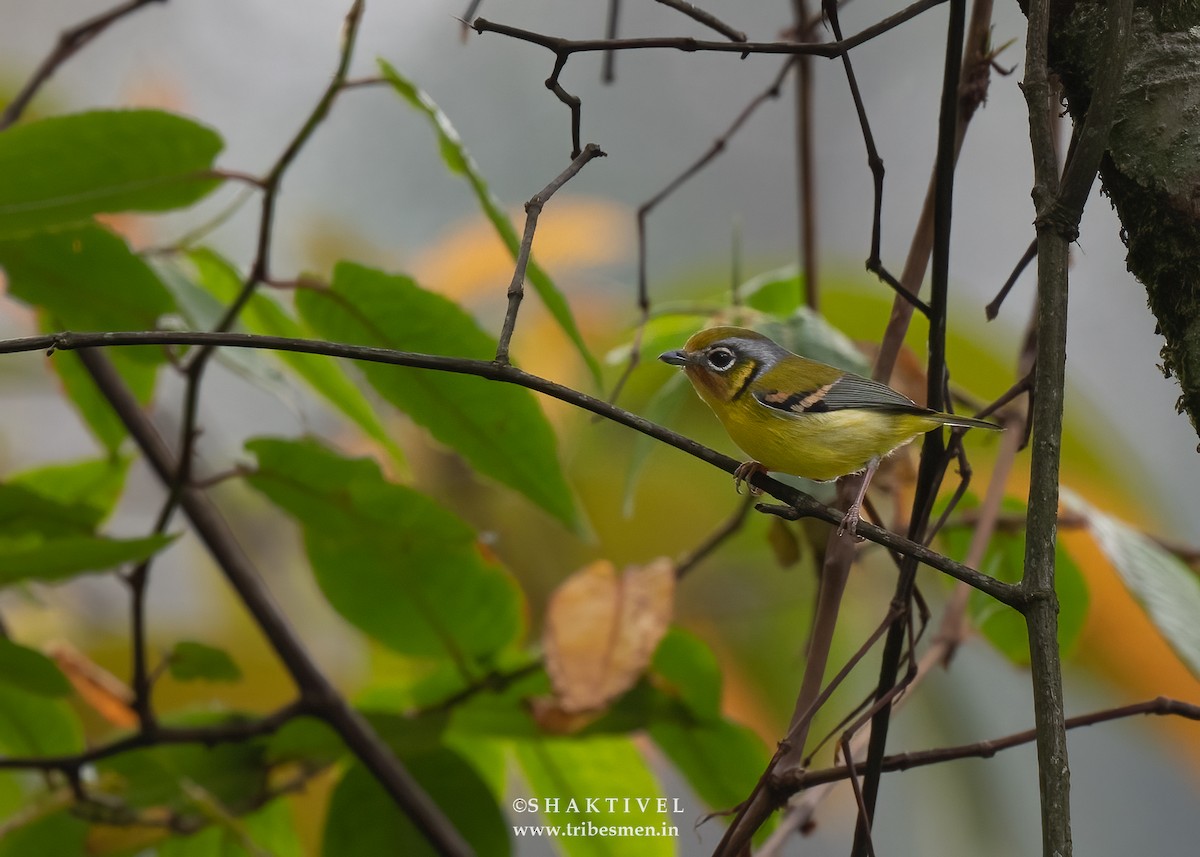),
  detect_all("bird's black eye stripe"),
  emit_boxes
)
[706,346,736,371]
